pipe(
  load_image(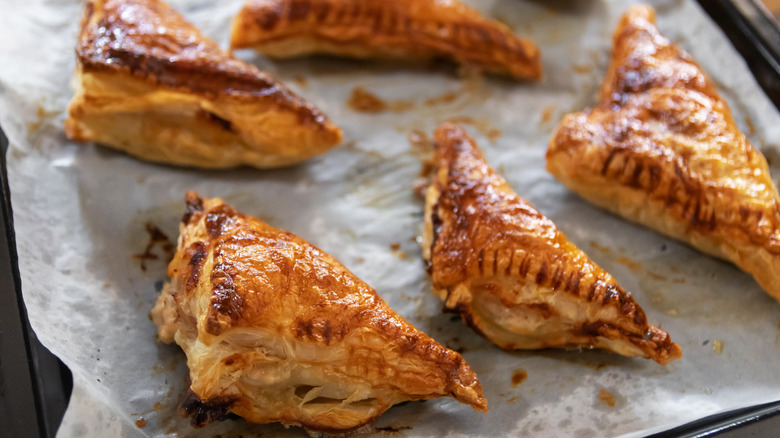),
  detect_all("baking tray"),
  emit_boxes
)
[0,128,71,437]
[0,0,778,436]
